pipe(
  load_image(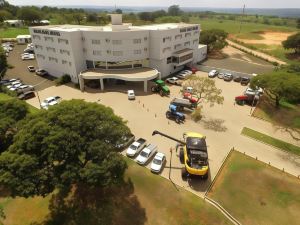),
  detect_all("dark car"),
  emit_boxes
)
[241,77,250,85]
[36,69,48,76]
[233,76,241,82]
[18,91,35,100]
